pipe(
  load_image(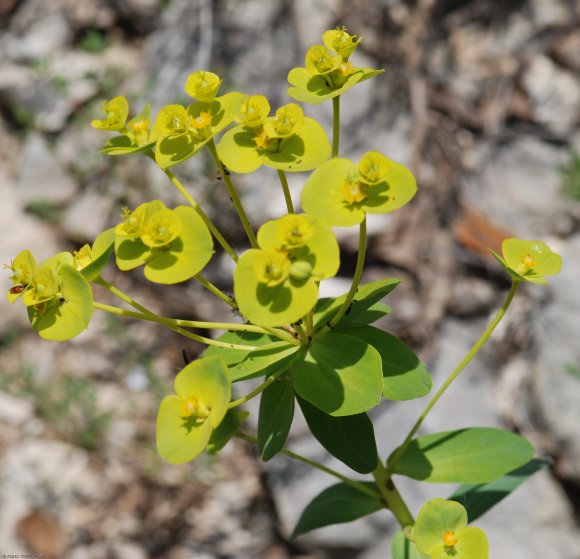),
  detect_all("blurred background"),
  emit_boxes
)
[1,0,580,557]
